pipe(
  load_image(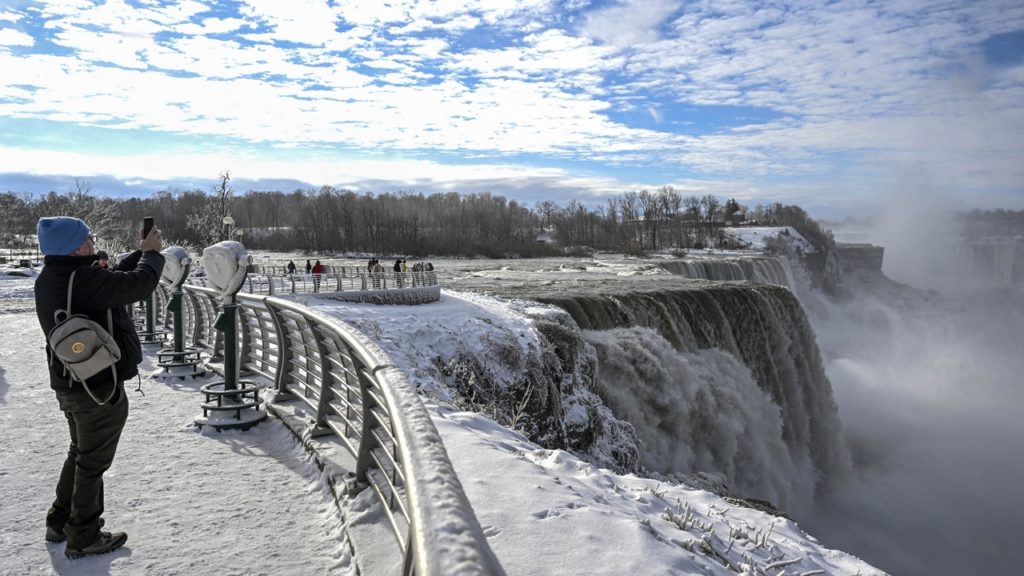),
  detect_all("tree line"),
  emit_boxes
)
[1,175,824,258]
